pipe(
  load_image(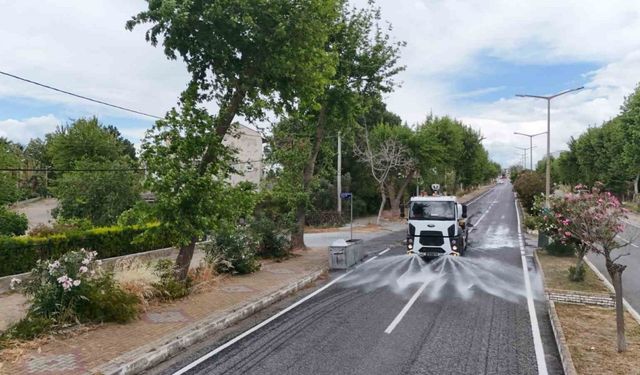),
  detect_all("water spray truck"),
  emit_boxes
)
[406,184,468,260]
